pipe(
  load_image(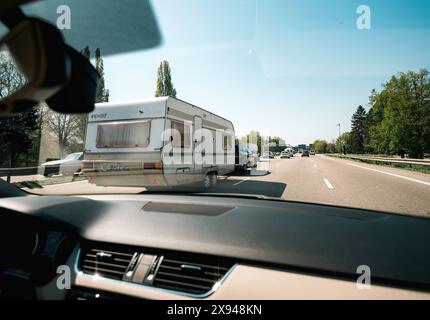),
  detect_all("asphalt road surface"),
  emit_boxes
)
[26,154,430,217]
